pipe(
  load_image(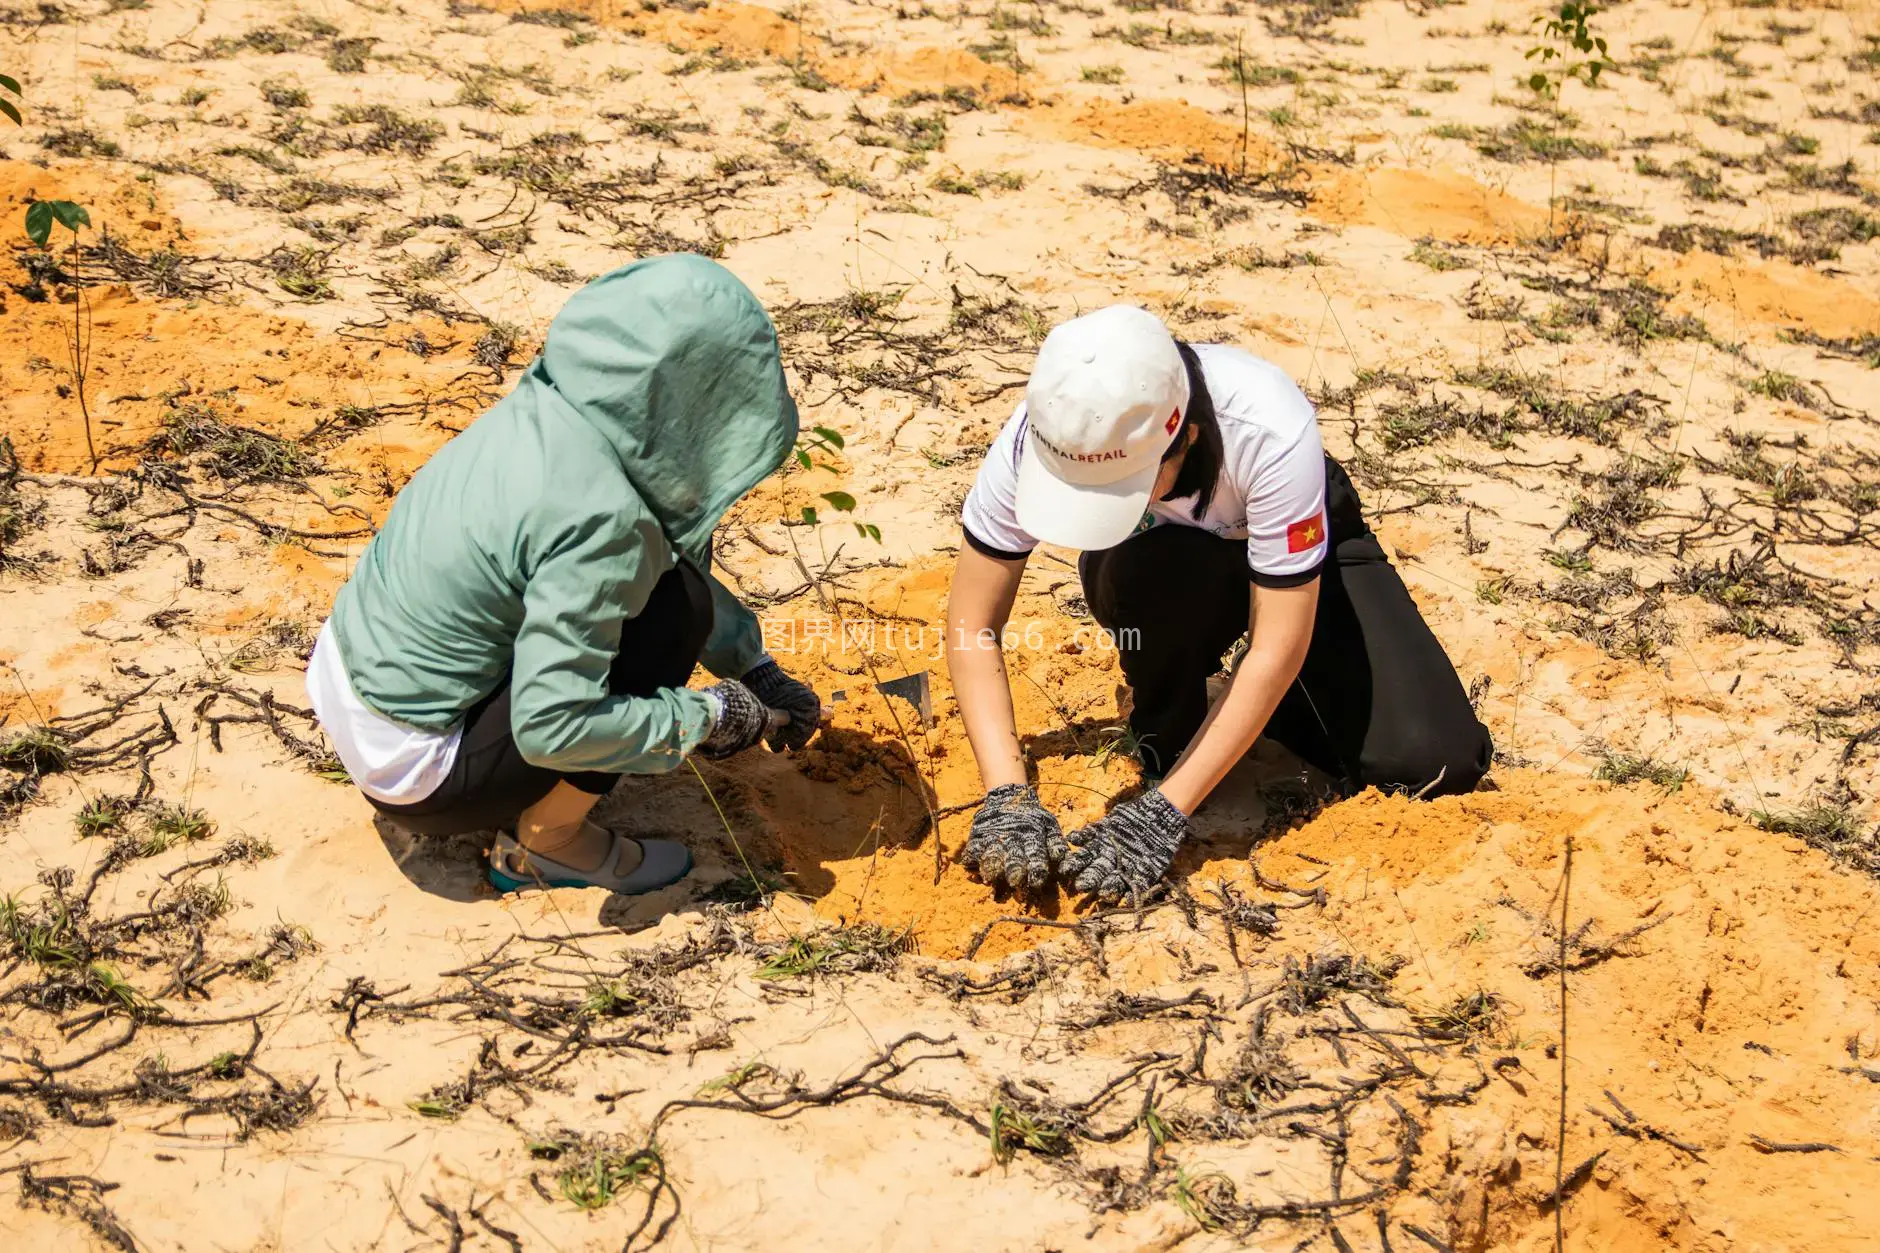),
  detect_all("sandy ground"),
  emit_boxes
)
[3,0,1880,1247]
